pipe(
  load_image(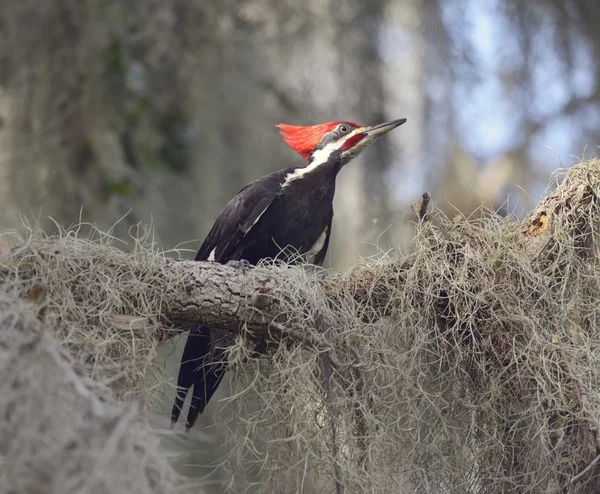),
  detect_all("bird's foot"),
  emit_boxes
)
[226,259,252,275]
